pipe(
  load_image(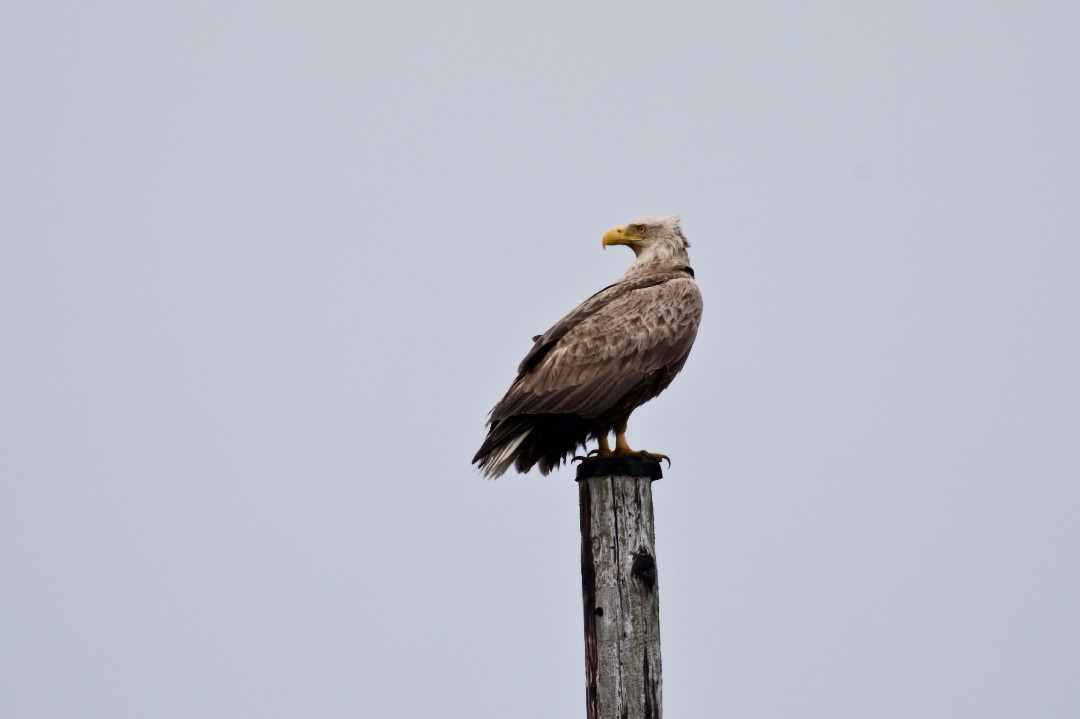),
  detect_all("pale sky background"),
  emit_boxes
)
[3,2,1079,717]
